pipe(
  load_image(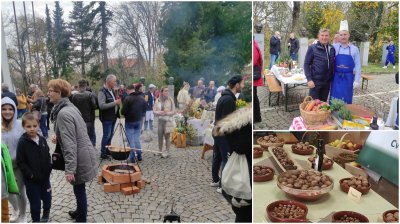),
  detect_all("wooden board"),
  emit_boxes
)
[276,133,298,144]
[267,146,303,172]
[346,104,374,118]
